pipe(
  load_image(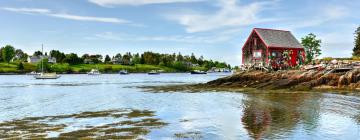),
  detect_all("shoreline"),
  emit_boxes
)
[139,69,360,94]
